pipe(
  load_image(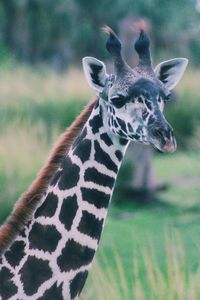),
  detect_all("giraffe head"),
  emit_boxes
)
[82,27,188,152]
